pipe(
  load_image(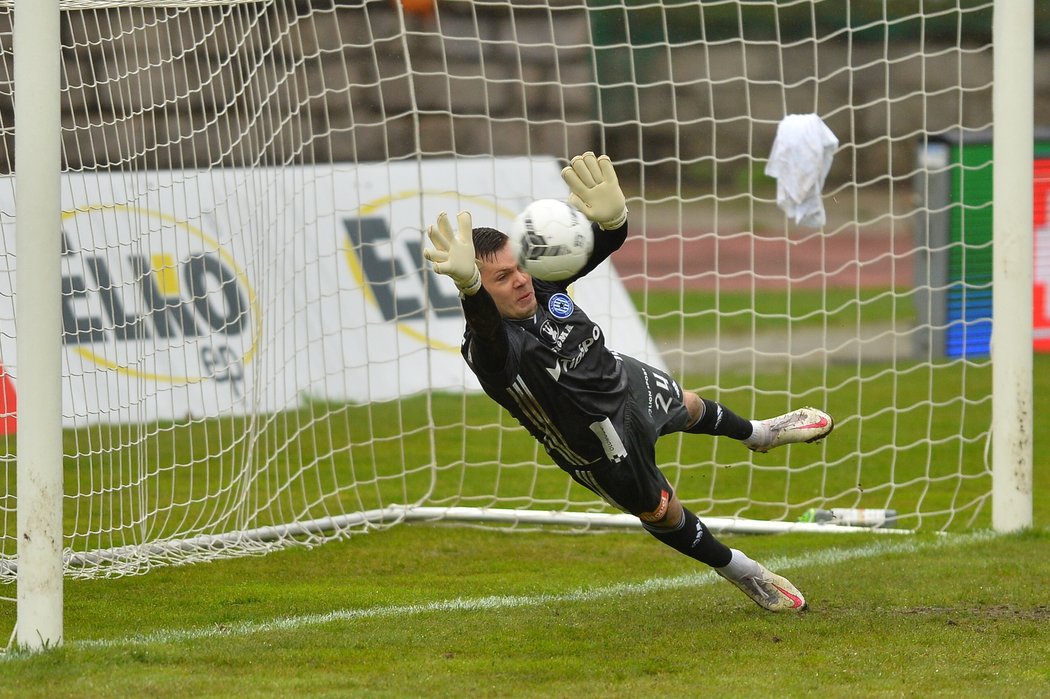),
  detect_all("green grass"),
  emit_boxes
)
[0,291,1046,695]
[628,288,912,339]
[0,350,1030,581]
[3,351,1004,550]
[0,527,1047,697]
